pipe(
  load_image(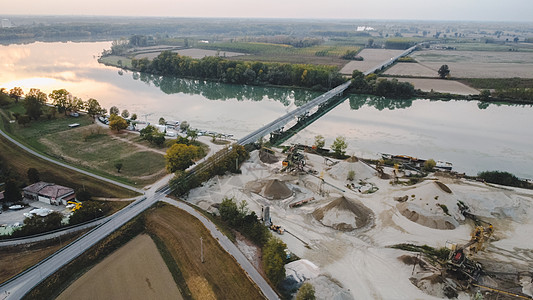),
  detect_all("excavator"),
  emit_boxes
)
[67,201,83,212]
